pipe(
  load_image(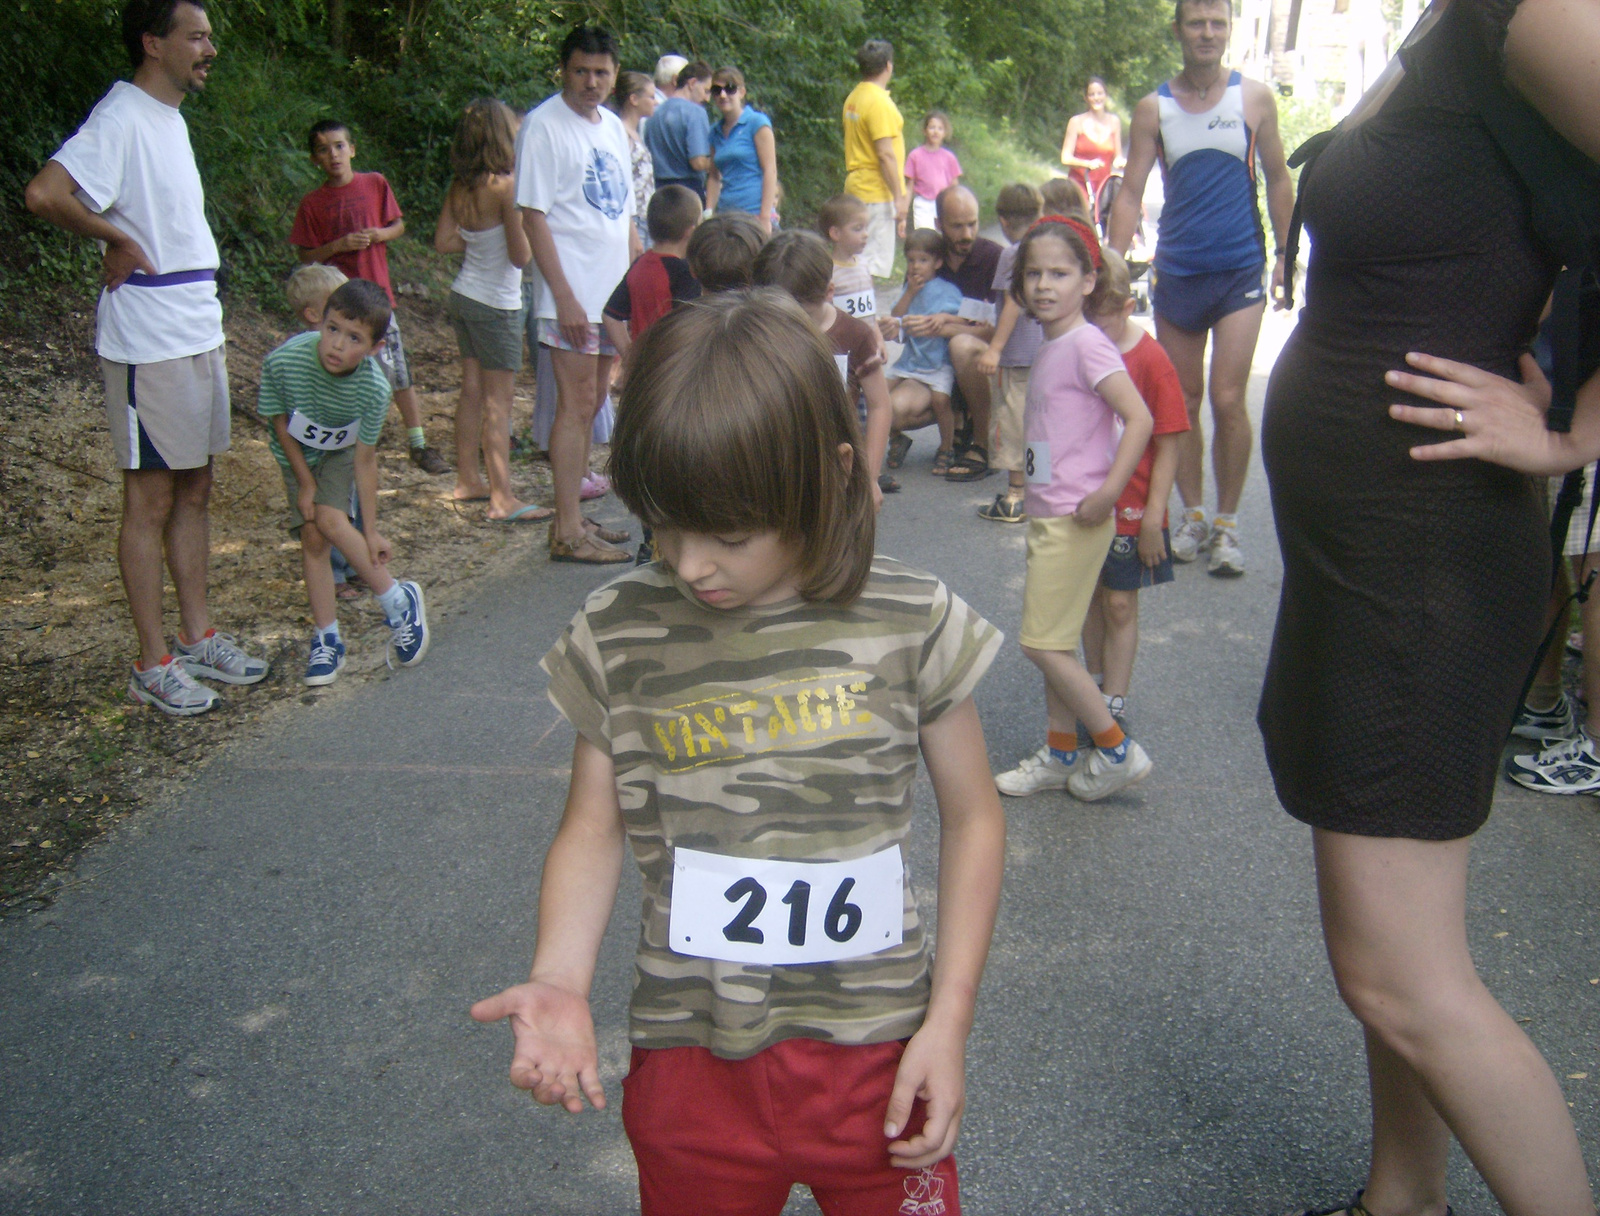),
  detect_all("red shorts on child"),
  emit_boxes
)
[621,1036,961,1216]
